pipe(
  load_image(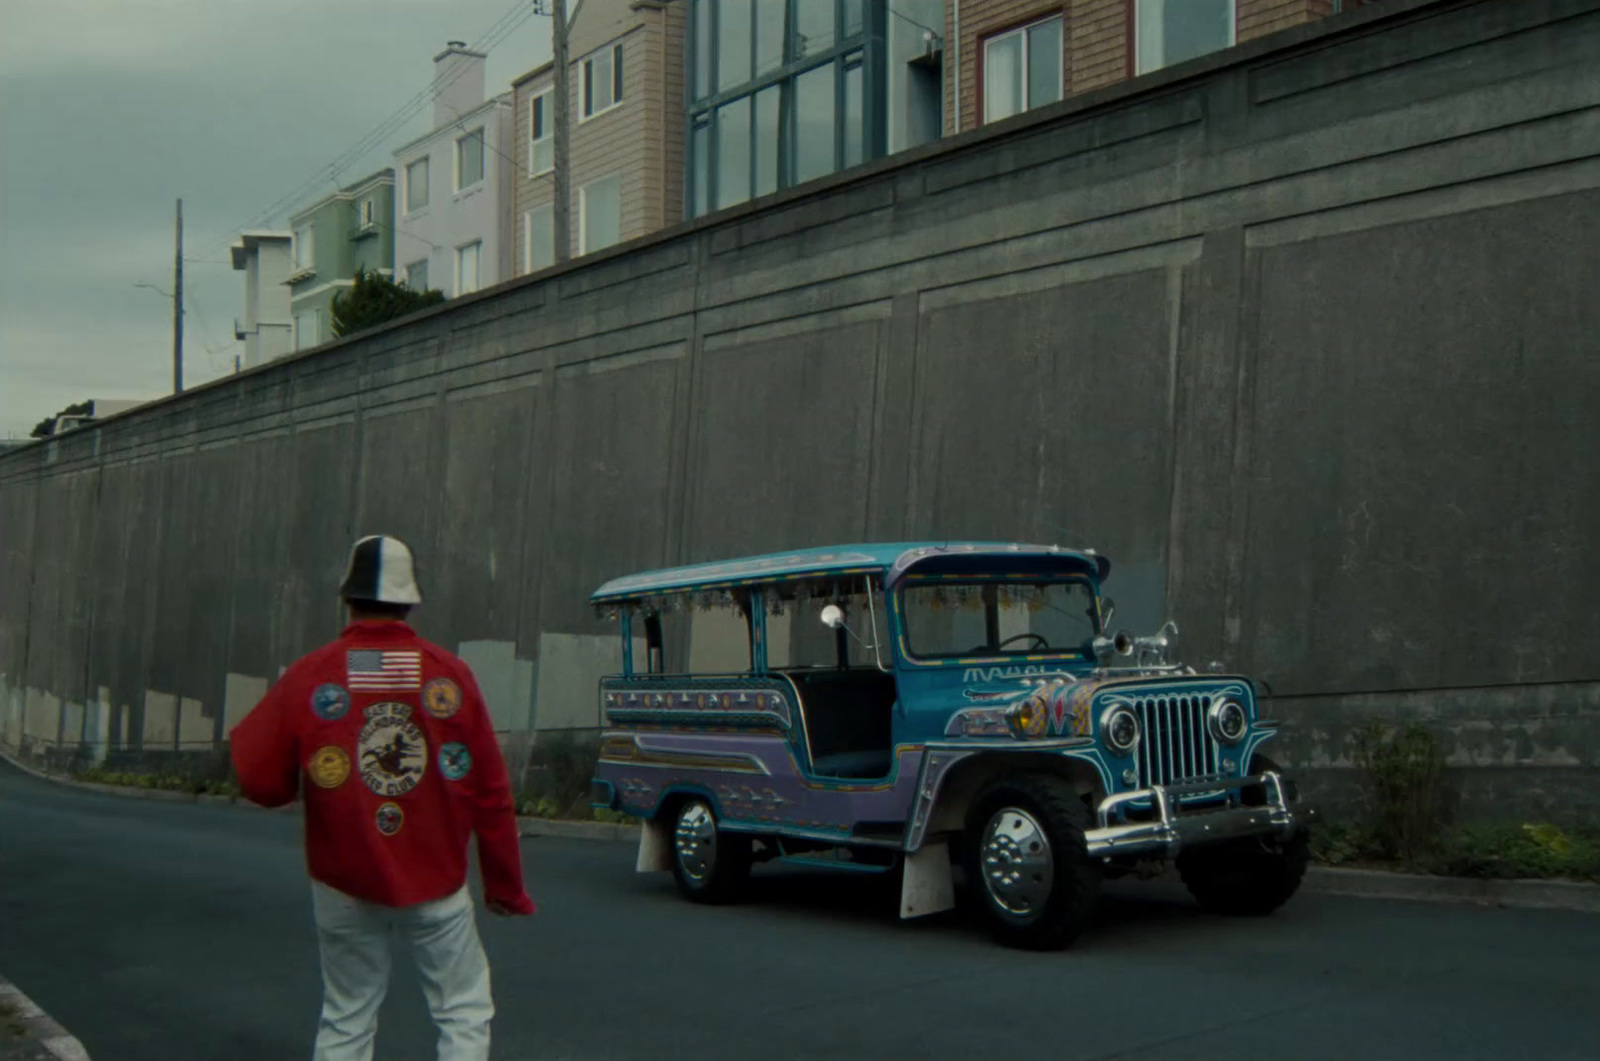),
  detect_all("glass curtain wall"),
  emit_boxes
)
[688,0,882,217]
